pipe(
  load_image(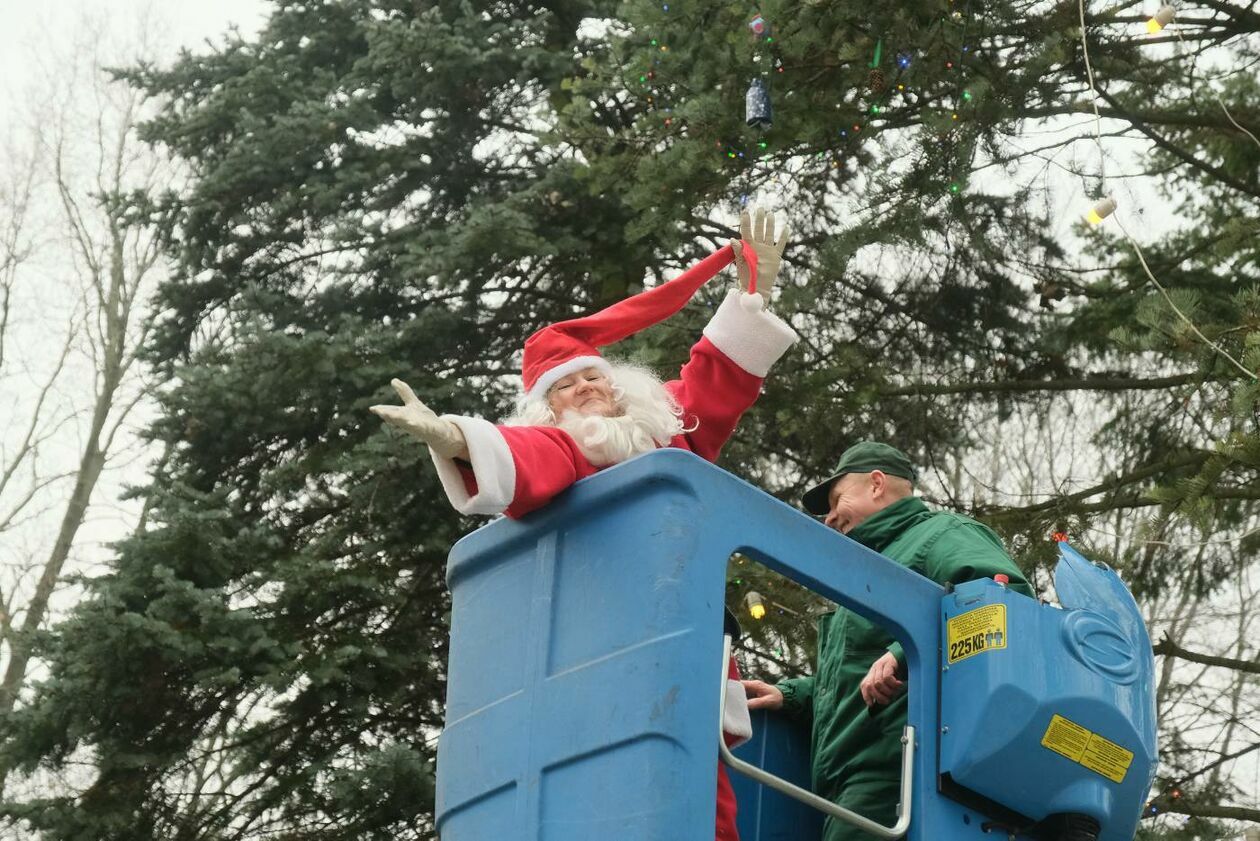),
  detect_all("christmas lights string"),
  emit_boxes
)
[877,0,991,195]
[1078,0,1109,182]
[1075,0,1258,382]
[1163,12,1260,152]
[734,6,989,195]
[1076,5,1260,816]
[846,15,984,192]
[934,0,983,194]
[639,4,1249,204]
[636,2,676,129]
[1116,215,1257,381]
[667,6,1006,163]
